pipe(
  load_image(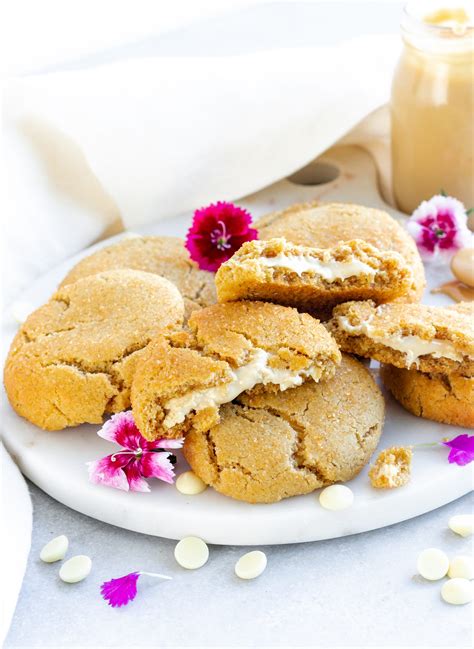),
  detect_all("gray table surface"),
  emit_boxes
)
[5,3,473,647]
[5,483,473,648]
